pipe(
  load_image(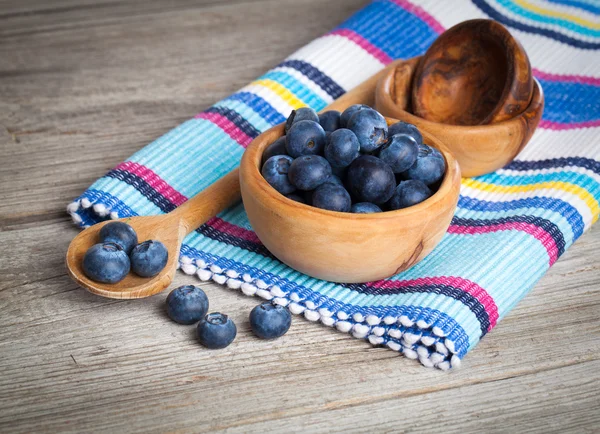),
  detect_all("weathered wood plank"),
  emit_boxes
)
[0,0,599,433]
